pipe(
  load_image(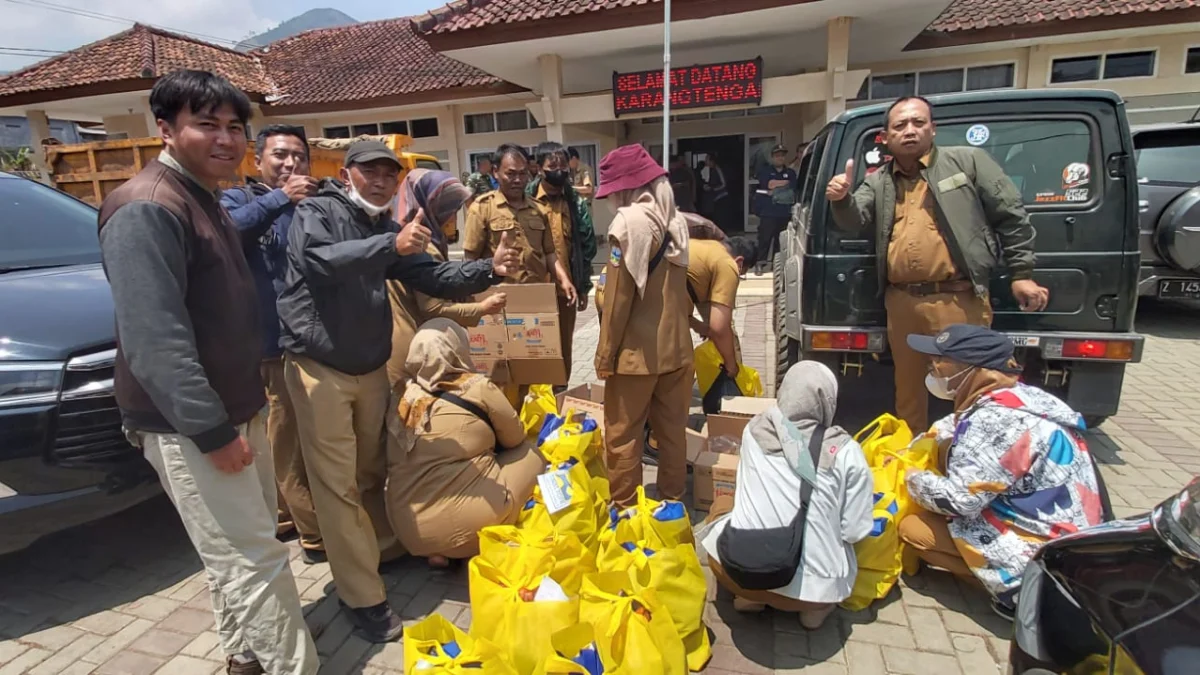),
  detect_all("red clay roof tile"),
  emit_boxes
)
[254,17,506,106]
[0,24,273,98]
[927,0,1199,33]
